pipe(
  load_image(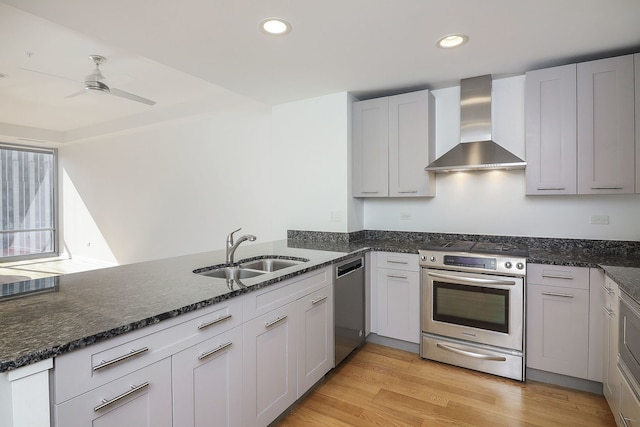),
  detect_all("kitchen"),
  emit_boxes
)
[1,0,640,426]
